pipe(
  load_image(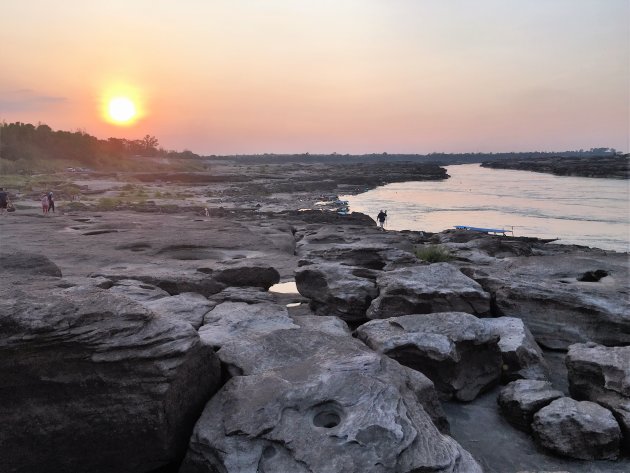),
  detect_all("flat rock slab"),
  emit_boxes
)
[199,301,298,349]
[289,314,351,337]
[180,353,481,473]
[498,380,564,432]
[532,397,621,460]
[367,263,491,319]
[567,342,630,453]
[0,250,62,278]
[92,263,226,296]
[0,283,221,473]
[483,317,549,382]
[356,312,502,401]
